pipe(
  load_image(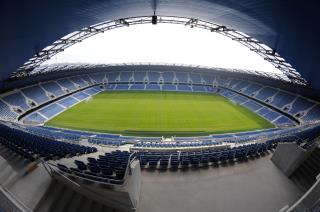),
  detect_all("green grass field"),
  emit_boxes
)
[46,91,274,137]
